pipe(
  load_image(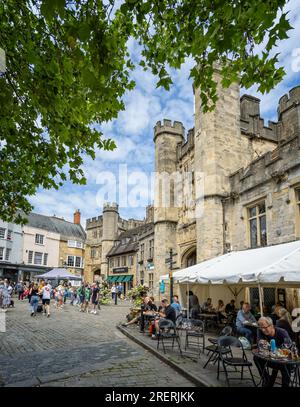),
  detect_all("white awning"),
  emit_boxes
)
[171,240,300,286]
